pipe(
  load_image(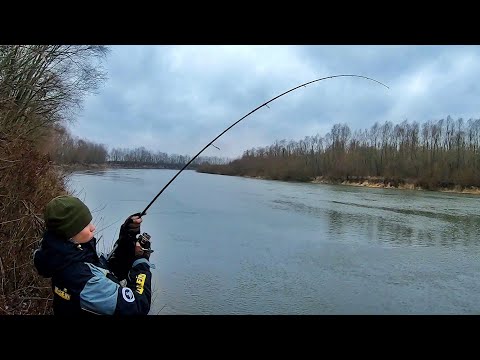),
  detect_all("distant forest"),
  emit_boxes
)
[48,124,229,169]
[197,117,480,190]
